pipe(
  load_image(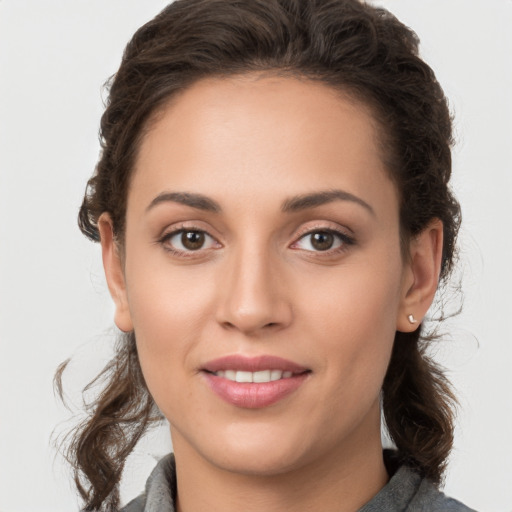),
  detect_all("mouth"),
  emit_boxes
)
[201,355,311,408]
[209,369,297,383]
[202,354,309,374]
